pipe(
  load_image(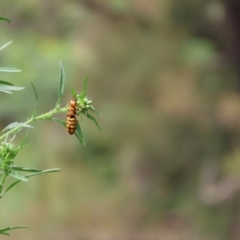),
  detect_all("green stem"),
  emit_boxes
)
[0,170,7,195]
[0,106,67,196]
[0,107,67,141]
